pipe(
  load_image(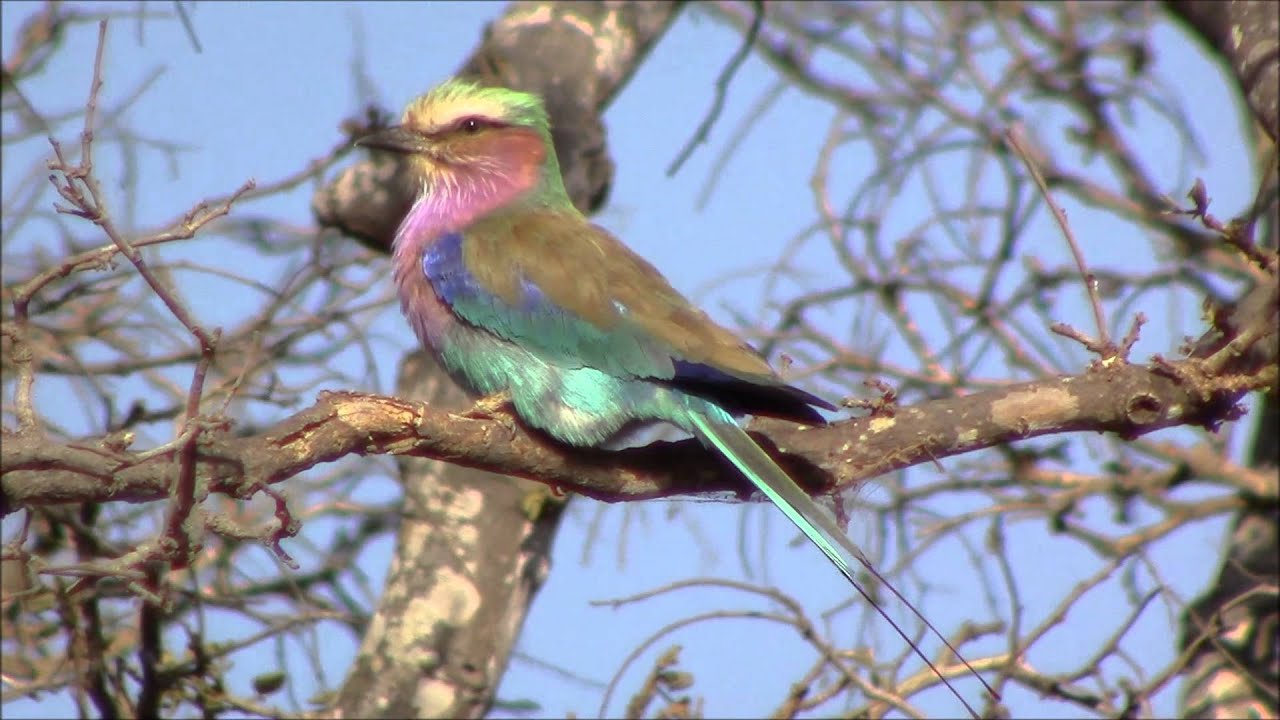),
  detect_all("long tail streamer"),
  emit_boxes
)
[690,414,999,719]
